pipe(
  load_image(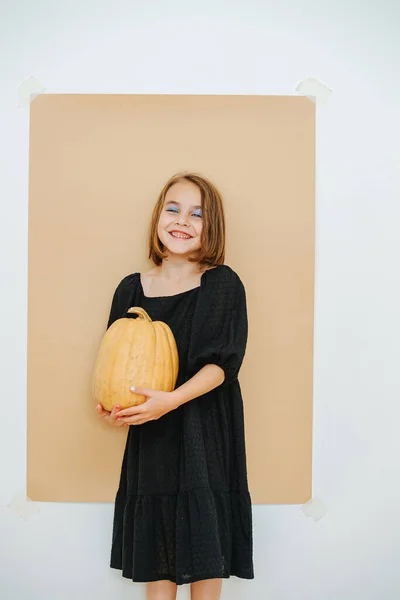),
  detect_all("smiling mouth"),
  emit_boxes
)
[169,231,193,240]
